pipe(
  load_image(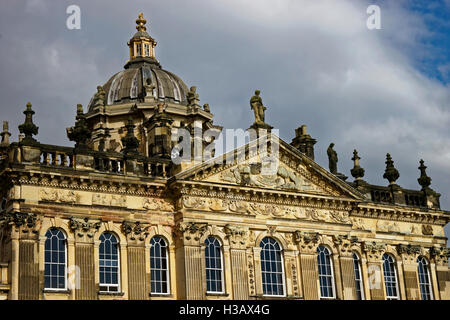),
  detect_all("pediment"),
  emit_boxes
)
[174,135,364,200]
